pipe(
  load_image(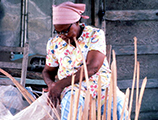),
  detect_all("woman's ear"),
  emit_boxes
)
[76,21,79,25]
